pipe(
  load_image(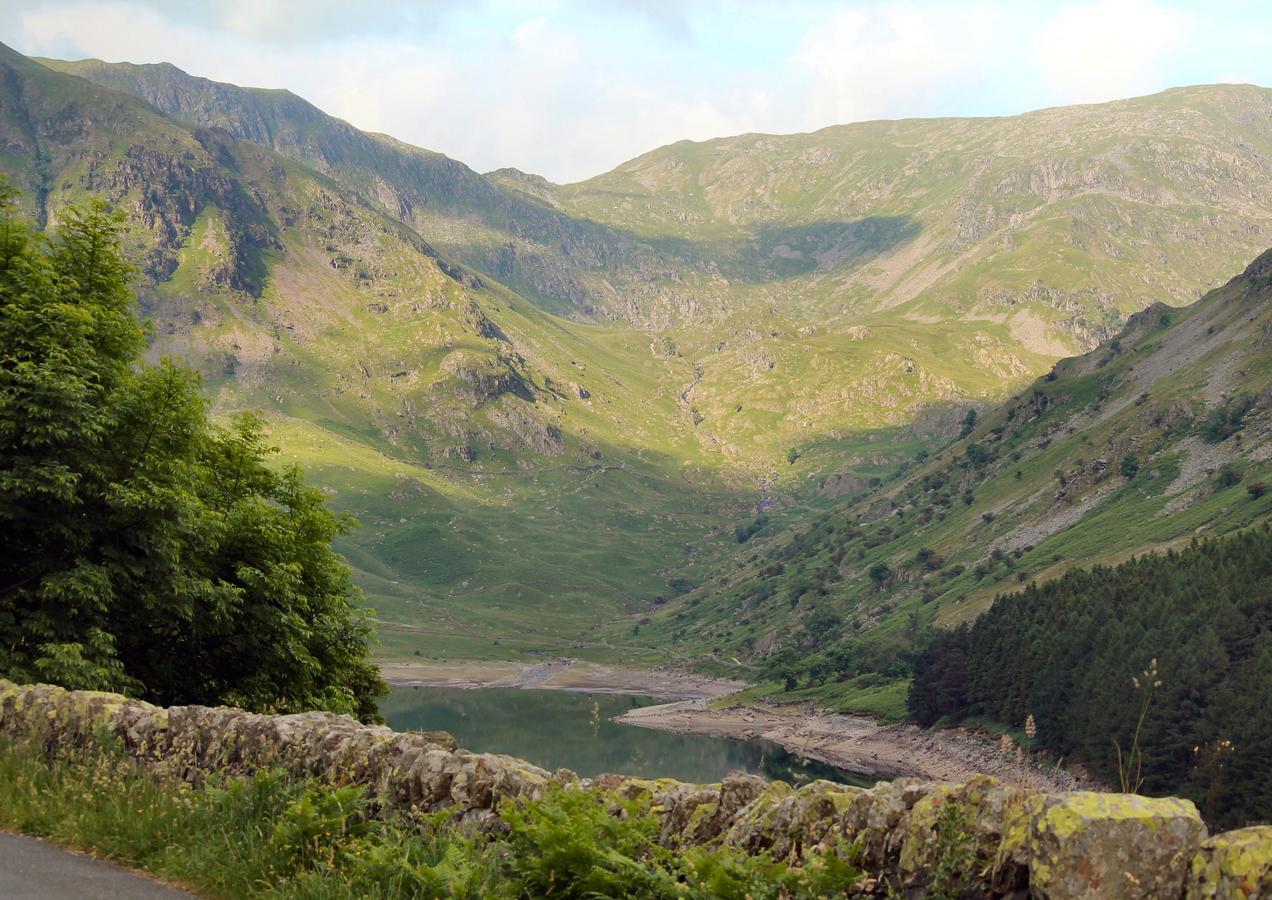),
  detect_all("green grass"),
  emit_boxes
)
[0,733,863,899]
[708,677,910,723]
[641,259,1272,705]
[0,734,483,898]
